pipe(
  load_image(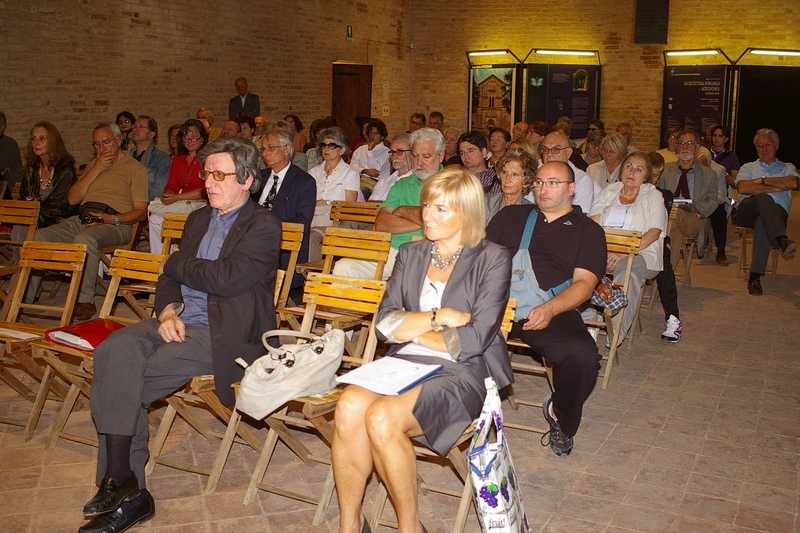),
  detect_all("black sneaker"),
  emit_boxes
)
[541,395,573,457]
